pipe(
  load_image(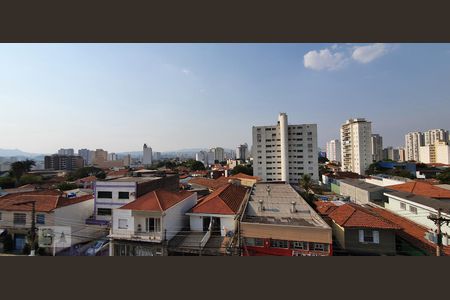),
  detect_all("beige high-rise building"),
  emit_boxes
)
[398,147,406,162]
[340,118,372,175]
[326,139,341,163]
[93,149,108,164]
[252,113,319,183]
[419,141,450,164]
[405,132,424,162]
